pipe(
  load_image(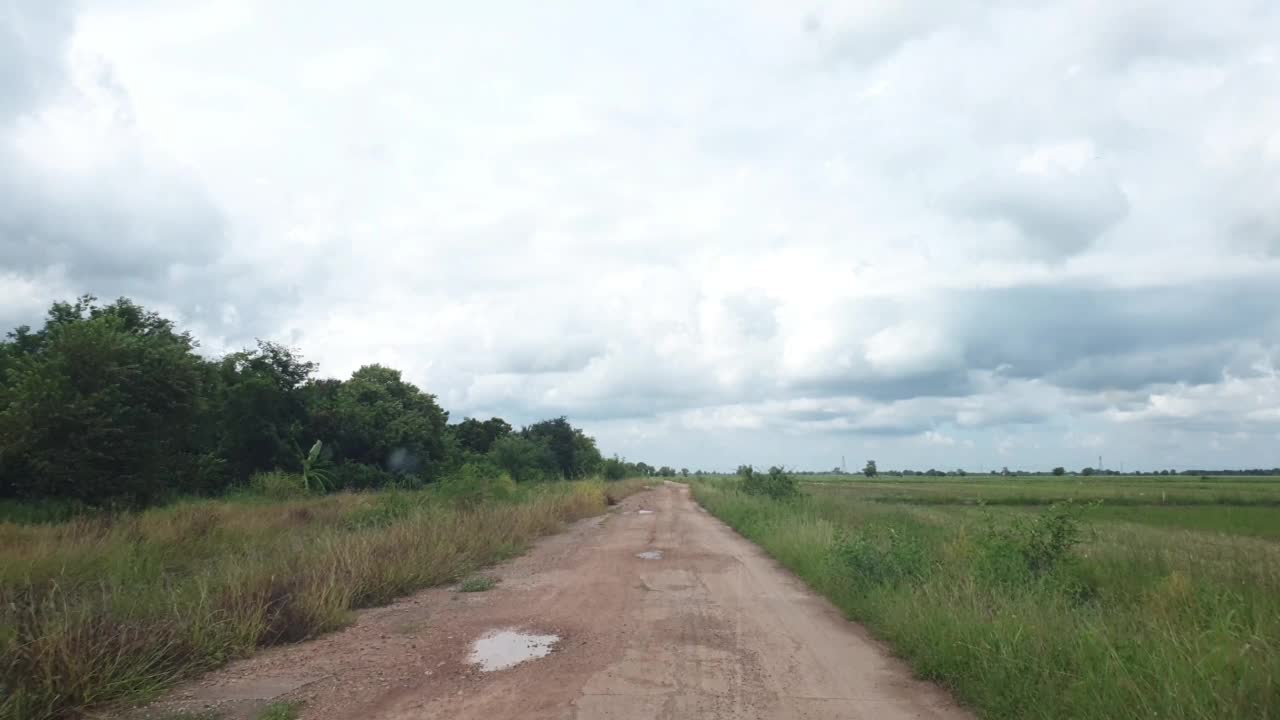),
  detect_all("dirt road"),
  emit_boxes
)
[148,484,972,720]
